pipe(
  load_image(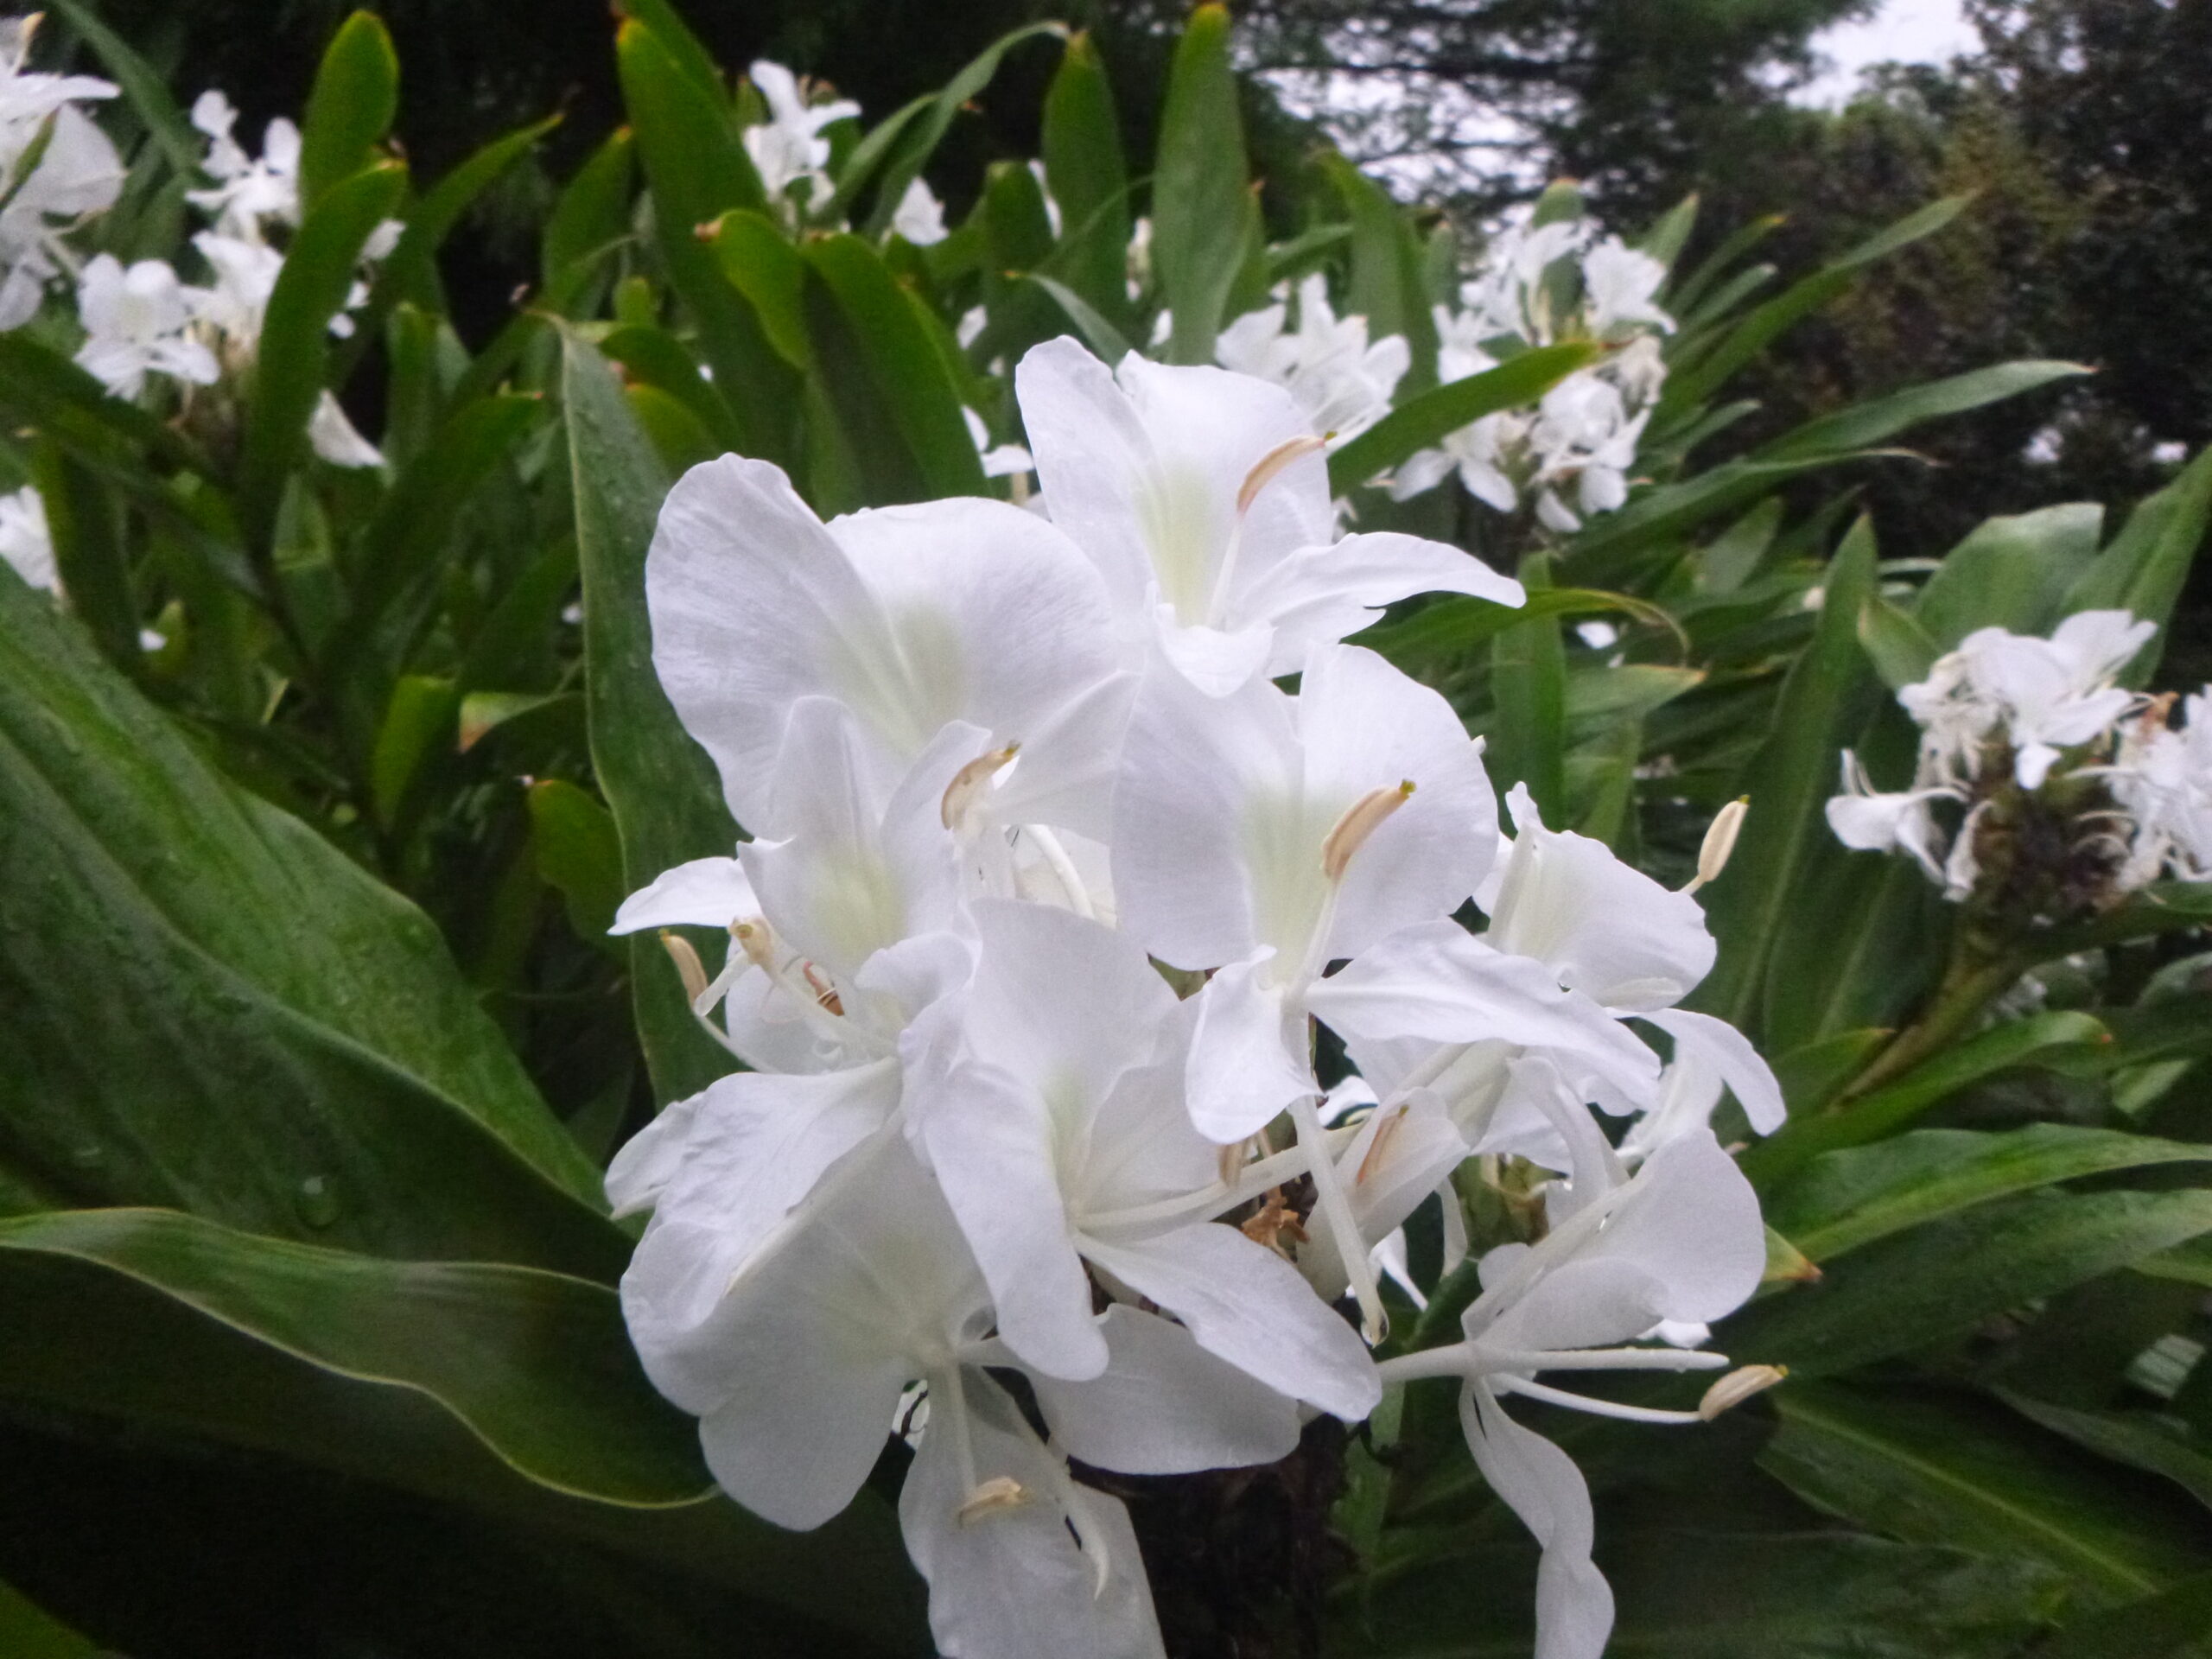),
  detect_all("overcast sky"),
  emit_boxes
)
[1796,0,1985,105]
